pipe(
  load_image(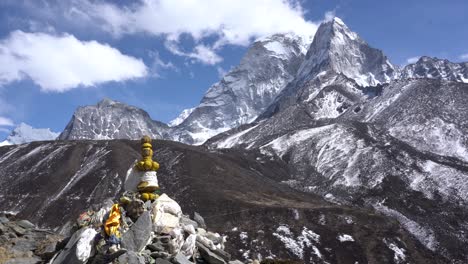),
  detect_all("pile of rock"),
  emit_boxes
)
[0,212,64,264]
[49,192,242,264]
